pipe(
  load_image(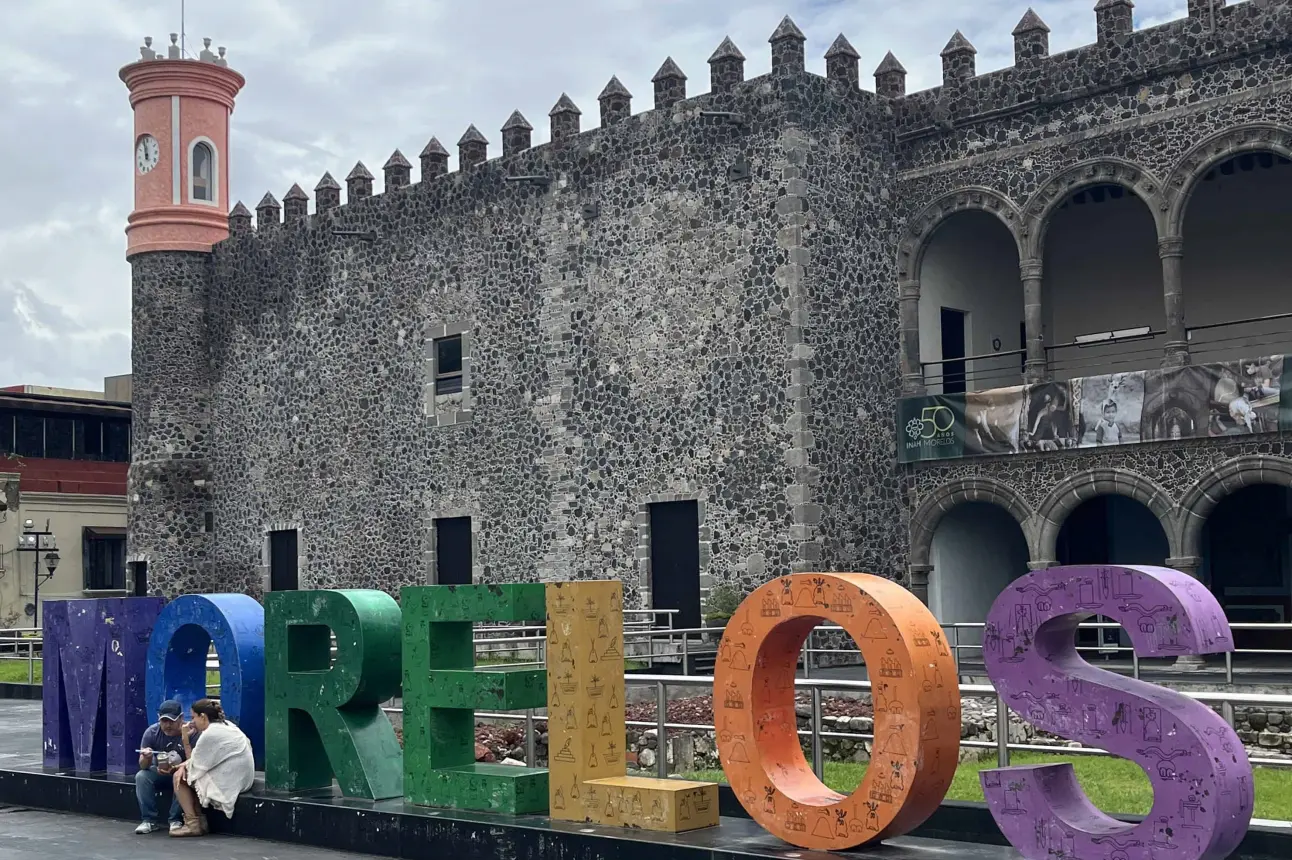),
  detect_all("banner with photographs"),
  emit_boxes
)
[897,355,1287,464]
